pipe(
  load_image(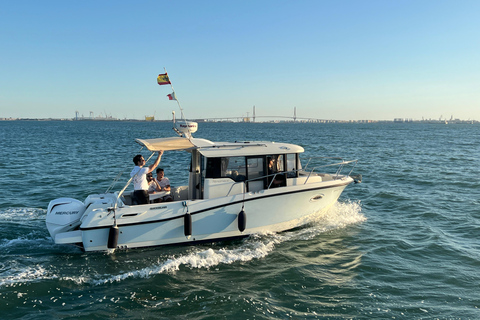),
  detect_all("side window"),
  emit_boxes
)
[205,157,246,182]
[246,157,265,191]
[225,157,246,181]
[205,157,222,178]
[286,154,297,178]
[266,155,287,188]
[276,155,284,172]
[267,154,285,174]
[247,157,265,181]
